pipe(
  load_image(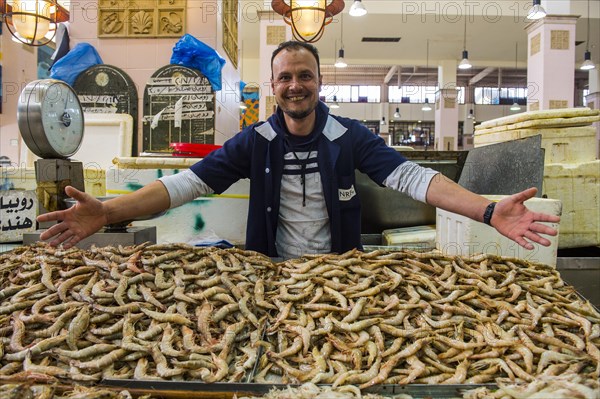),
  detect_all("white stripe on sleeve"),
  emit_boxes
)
[382,161,439,203]
[159,169,214,209]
